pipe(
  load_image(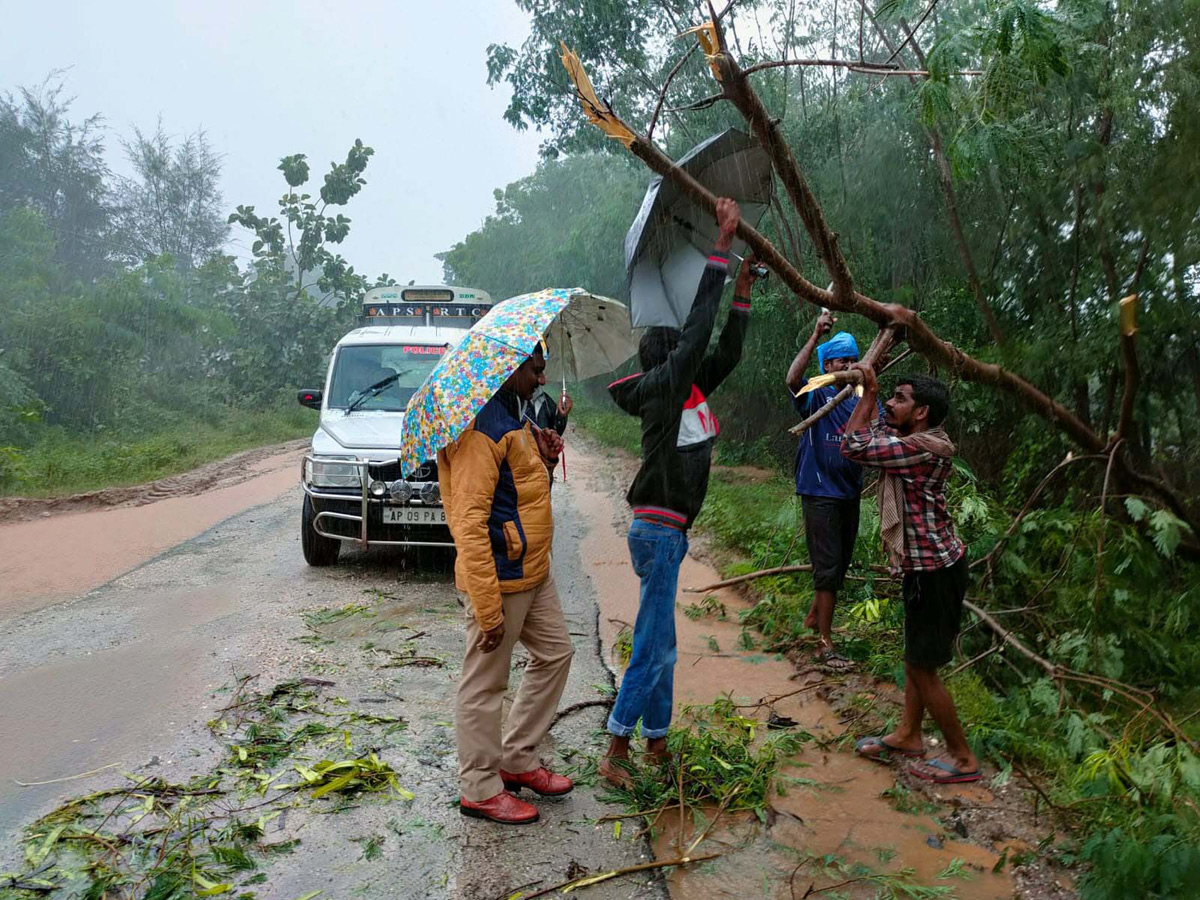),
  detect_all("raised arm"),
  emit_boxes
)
[785,310,835,394]
[695,254,764,396]
[647,198,740,397]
